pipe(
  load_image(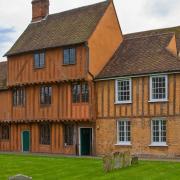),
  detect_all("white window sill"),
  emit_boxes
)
[148,99,168,103]
[115,142,132,146]
[149,143,168,147]
[115,101,132,105]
